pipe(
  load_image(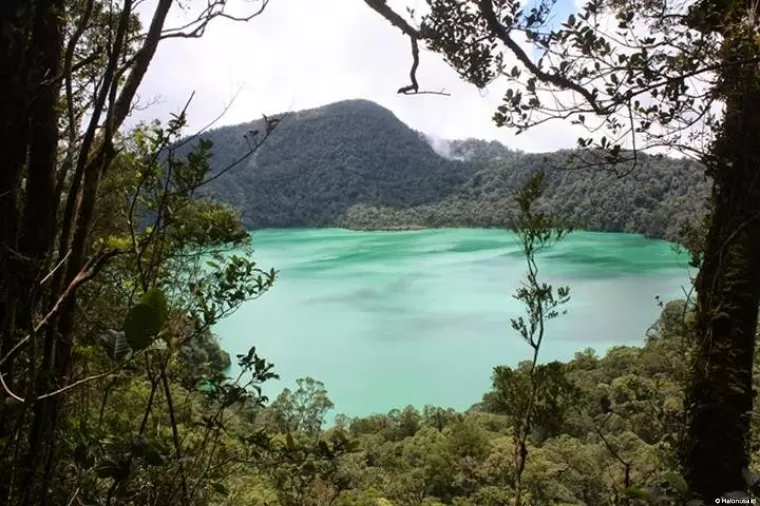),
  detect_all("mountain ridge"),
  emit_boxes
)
[182,99,707,242]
